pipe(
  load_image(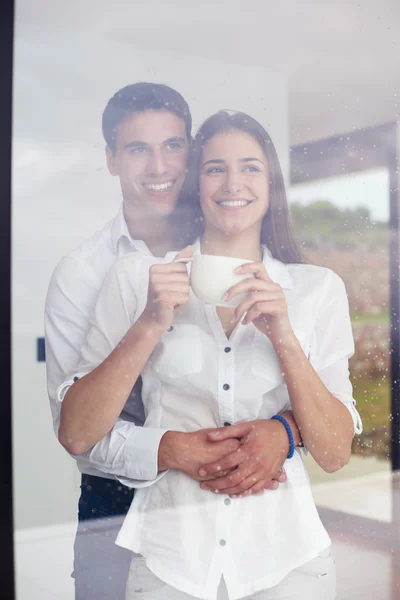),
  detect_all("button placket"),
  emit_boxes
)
[218,343,235,428]
[215,492,232,558]
[204,304,235,432]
